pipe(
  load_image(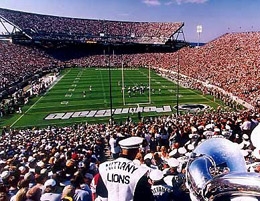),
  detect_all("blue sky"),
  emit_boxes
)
[0,0,259,43]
